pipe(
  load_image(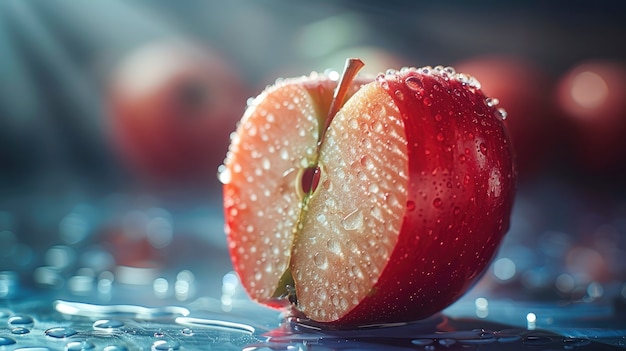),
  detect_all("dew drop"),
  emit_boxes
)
[436,133,444,141]
[152,339,180,351]
[261,158,271,170]
[360,156,374,170]
[453,206,461,215]
[496,107,508,120]
[341,209,364,231]
[103,346,128,351]
[8,315,34,328]
[485,97,499,107]
[93,319,124,330]
[11,327,30,335]
[348,281,359,293]
[45,327,78,338]
[407,201,416,211]
[479,143,487,154]
[423,97,433,106]
[405,76,424,91]
[327,239,341,254]
[66,340,96,351]
[434,114,442,122]
[280,148,289,161]
[181,328,194,336]
[0,337,16,346]
[217,167,231,185]
[394,90,404,101]
[313,252,328,269]
[412,339,434,346]
[433,198,443,208]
